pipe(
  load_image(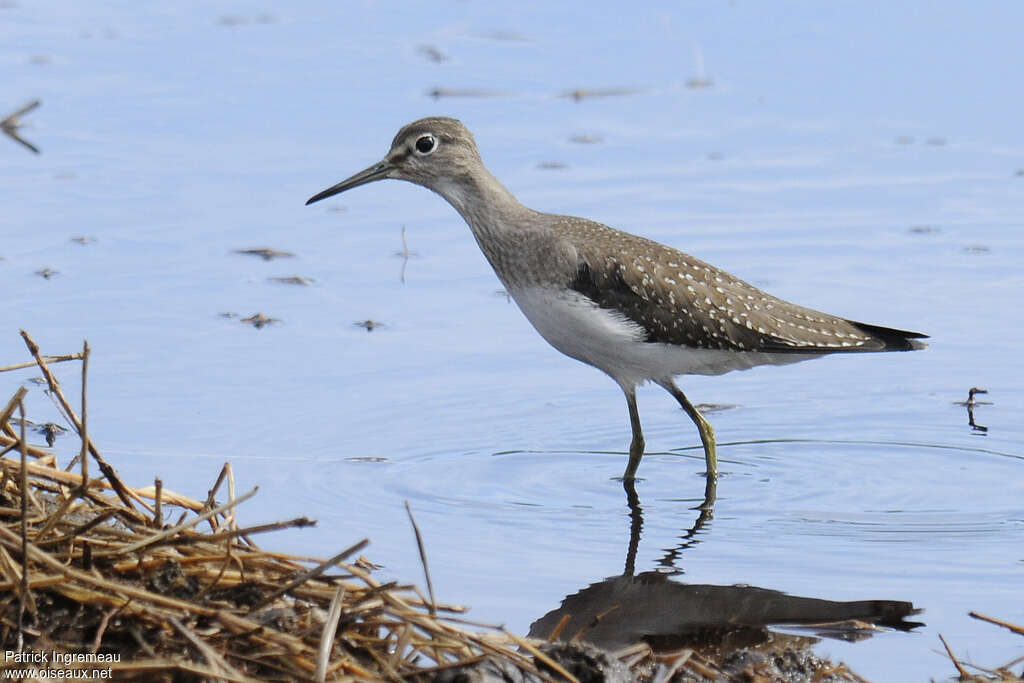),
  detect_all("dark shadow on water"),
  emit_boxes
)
[530,479,923,655]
